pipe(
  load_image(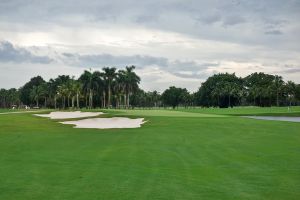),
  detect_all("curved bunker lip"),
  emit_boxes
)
[243,116,300,122]
[60,117,145,129]
[34,111,104,119]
